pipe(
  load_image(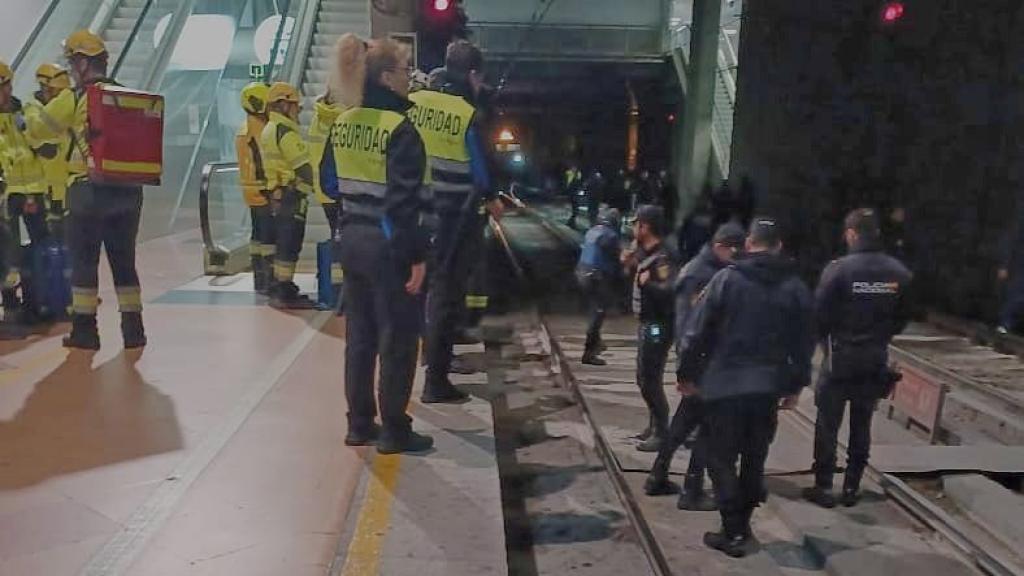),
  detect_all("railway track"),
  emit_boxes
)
[491,196,1024,576]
